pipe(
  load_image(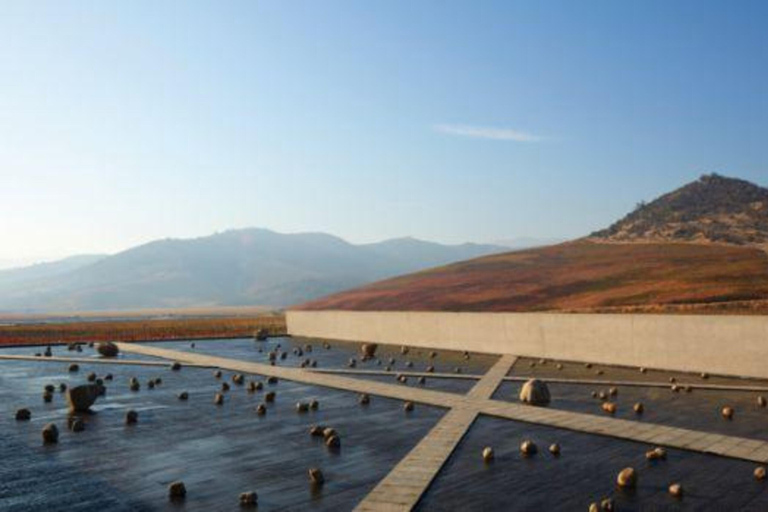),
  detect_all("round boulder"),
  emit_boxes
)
[645,447,667,461]
[168,481,186,501]
[549,443,561,456]
[360,343,378,358]
[519,379,551,406]
[239,491,258,507]
[69,417,85,433]
[669,483,683,498]
[15,408,31,421]
[617,467,637,488]
[755,466,766,480]
[125,410,138,424]
[97,342,119,358]
[520,440,537,456]
[482,446,494,462]
[42,423,59,444]
[309,468,325,485]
